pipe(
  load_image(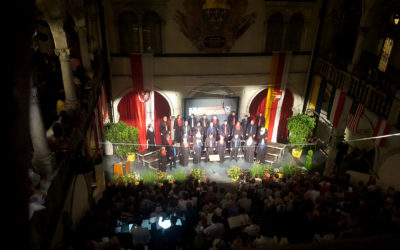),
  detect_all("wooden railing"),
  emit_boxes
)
[316,58,395,120]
